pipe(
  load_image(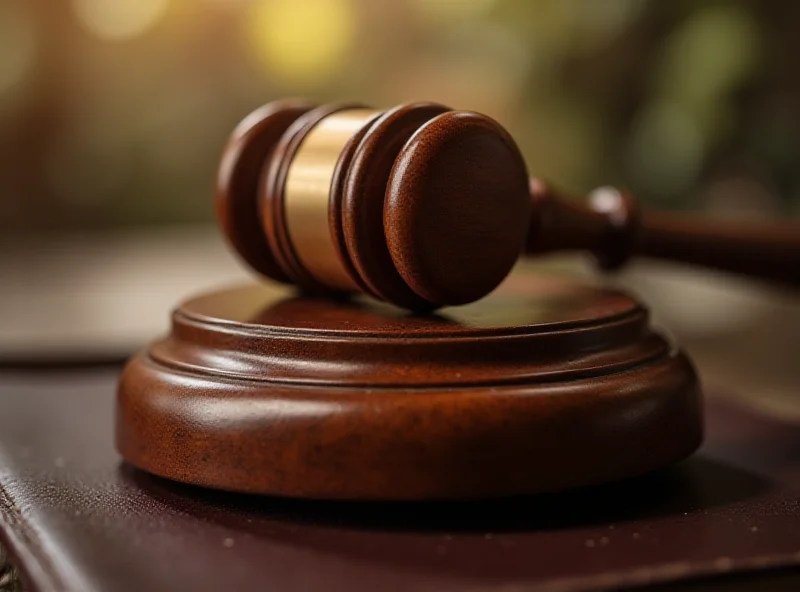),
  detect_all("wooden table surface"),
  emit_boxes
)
[1,228,799,590]
[2,227,797,416]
